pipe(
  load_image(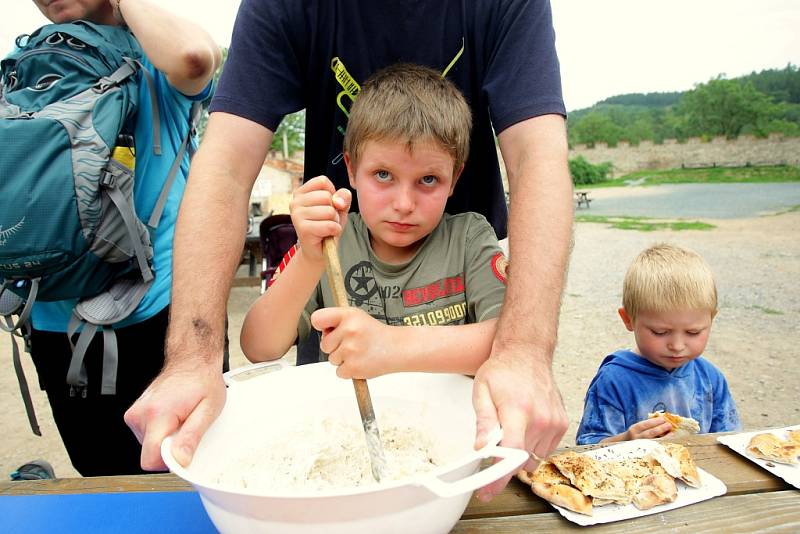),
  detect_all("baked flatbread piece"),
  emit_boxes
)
[653,442,702,488]
[631,474,678,510]
[605,455,671,503]
[746,432,800,465]
[549,451,629,502]
[648,410,700,435]
[521,461,593,516]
